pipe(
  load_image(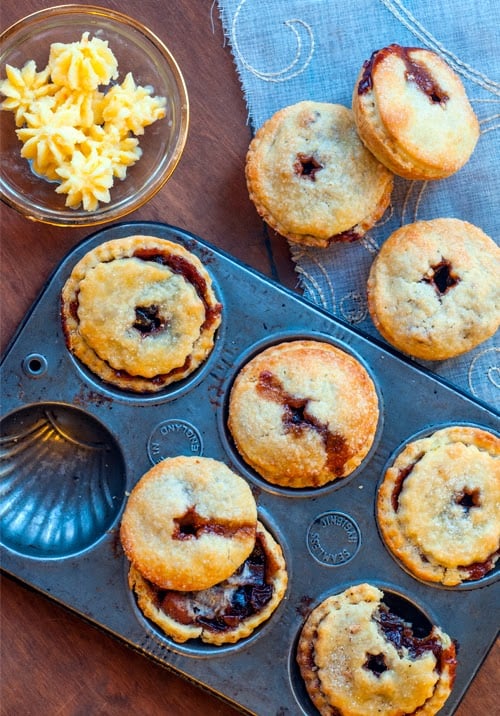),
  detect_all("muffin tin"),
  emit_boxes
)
[1,221,498,715]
